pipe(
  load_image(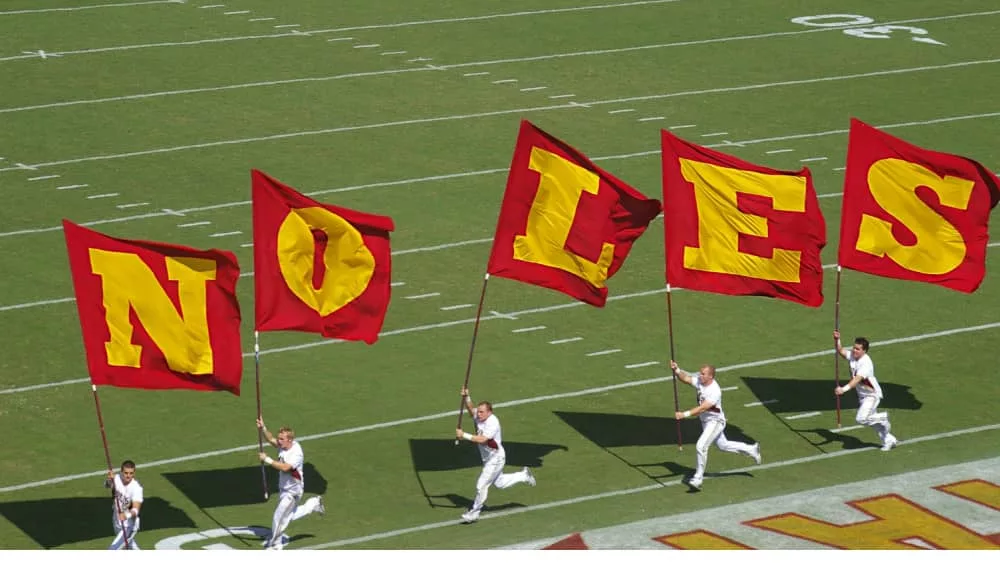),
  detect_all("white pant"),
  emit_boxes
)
[693,419,756,482]
[109,516,139,550]
[269,492,321,546]
[856,395,894,444]
[467,455,531,518]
